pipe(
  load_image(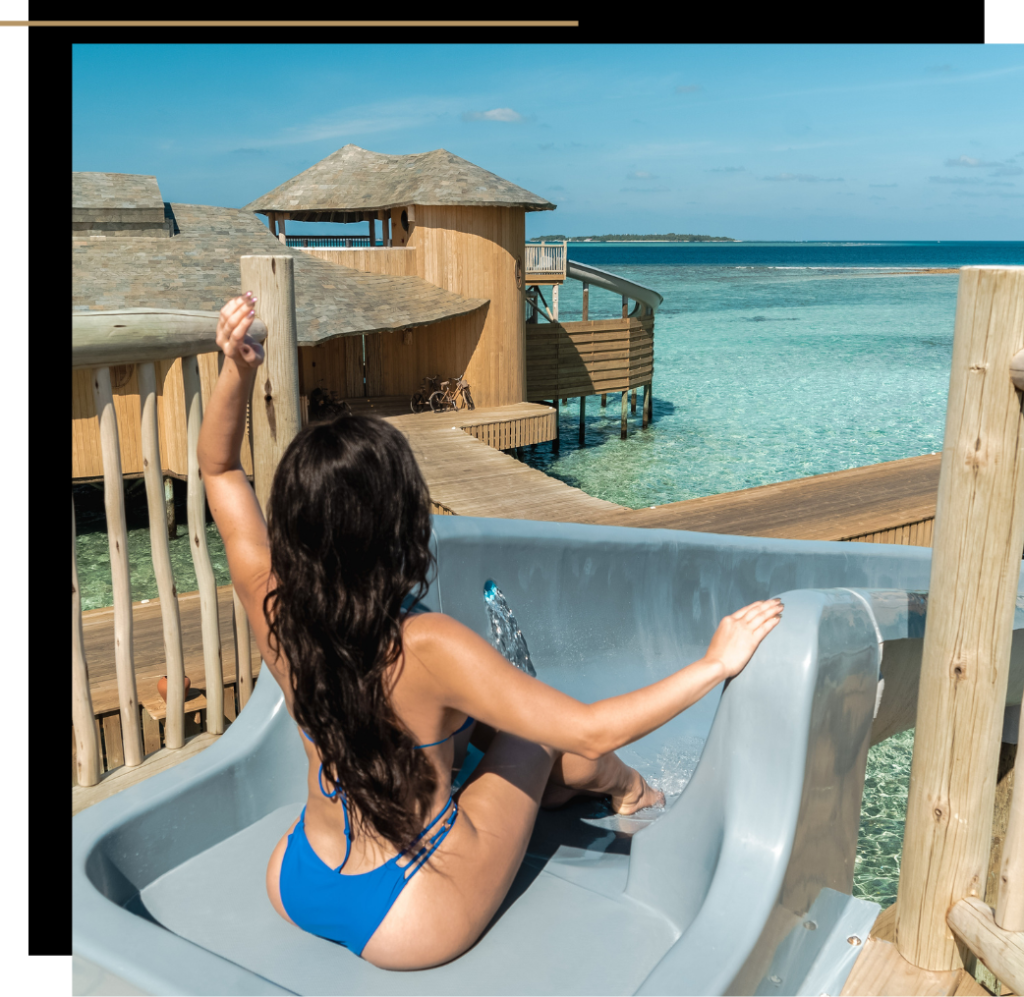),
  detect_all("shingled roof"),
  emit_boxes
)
[73,172,172,236]
[244,145,556,220]
[72,202,487,341]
